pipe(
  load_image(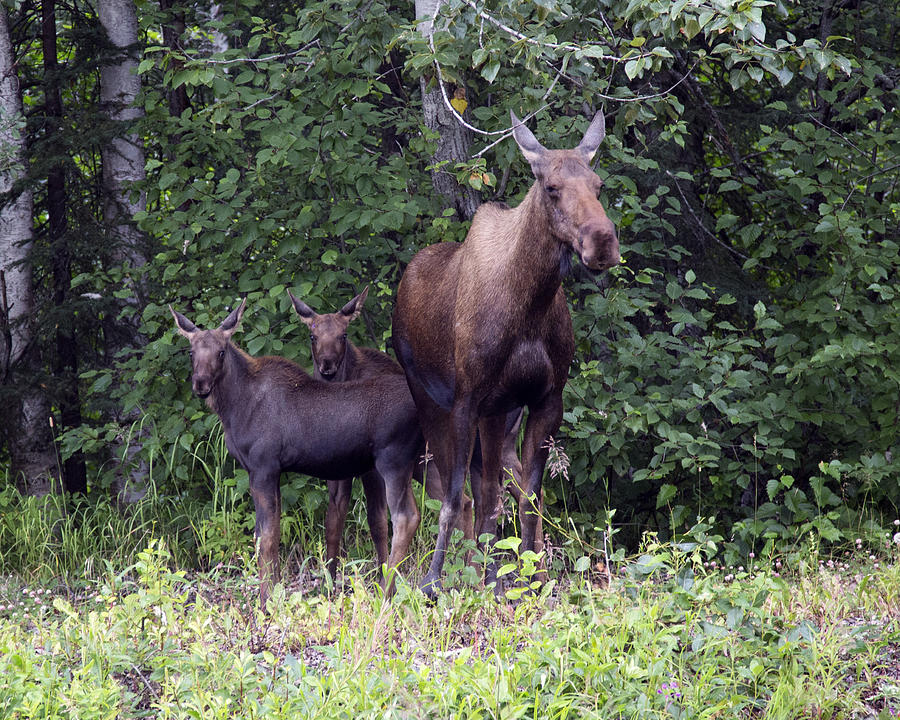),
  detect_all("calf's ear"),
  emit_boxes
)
[170,305,197,339]
[340,285,369,322]
[219,297,246,338]
[289,290,317,328]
